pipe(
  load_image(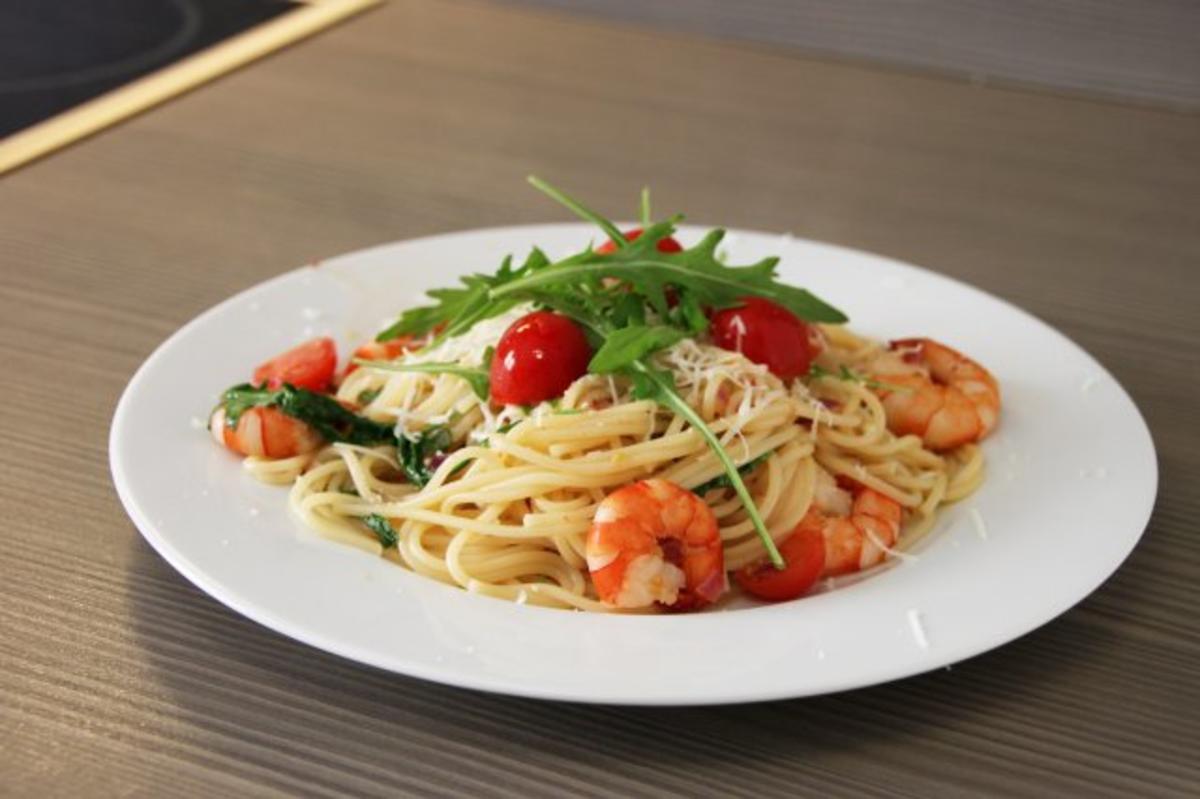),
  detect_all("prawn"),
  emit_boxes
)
[209,406,323,458]
[586,479,726,611]
[804,469,903,577]
[869,338,1000,451]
